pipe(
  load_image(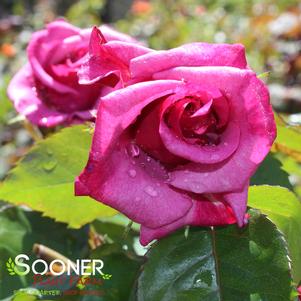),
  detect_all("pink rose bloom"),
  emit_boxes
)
[75,43,276,245]
[7,20,150,127]
[298,286,301,301]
